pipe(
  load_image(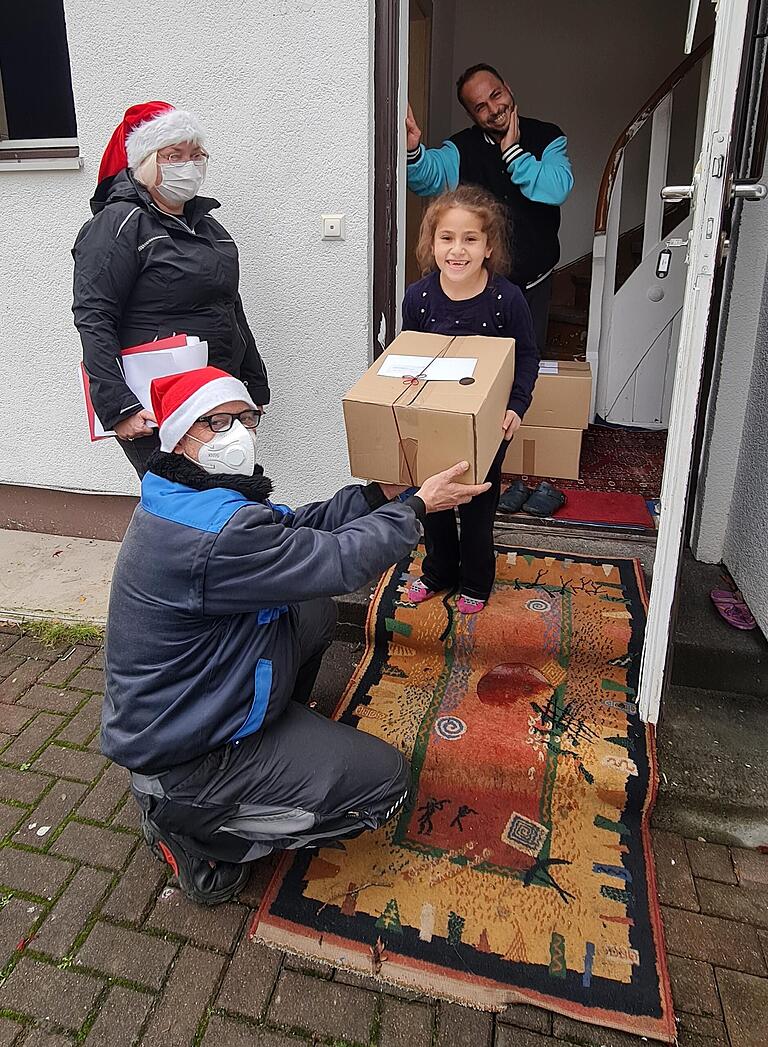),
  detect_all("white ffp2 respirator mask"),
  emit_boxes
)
[185,421,256,476]
[156,159,207,205]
